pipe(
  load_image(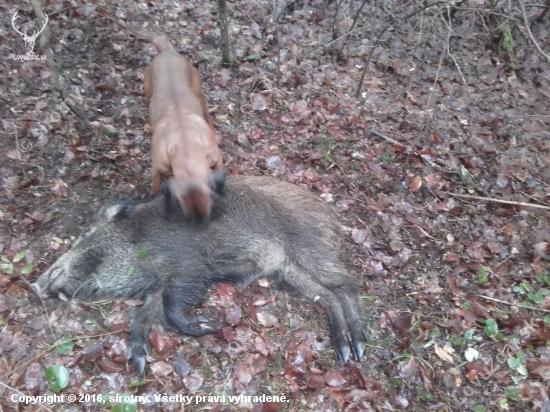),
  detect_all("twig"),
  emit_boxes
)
[453,7,523,26]
[331,162,356,191]
[331,0,344,44]
[488,247,519,278]
[19,271,57,341]
[356,0,378,98]
[1,328,126,385]
[276,0,300,22]
[308,0,417,58]
[339,0,370,55]
[414,225,437,240]
[522,192,550,208]
[274,0,282,86]
[440,7,472,98]
[518,0,550,63]
[366,129,446,172]
[479,295,550,314]
[531,0,550,27]
[0,382,54,412]
[217,0,233,66]
[428,4,452,109]
[29,0,89,136]
[366,129,405,148]
[446,192,550,210]
[3,119,22,159]
[100,12,156,41]
[355,1,446,98]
